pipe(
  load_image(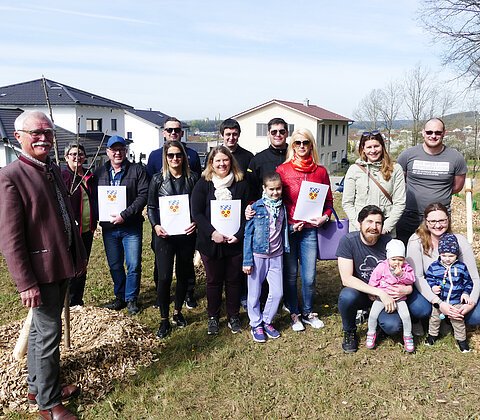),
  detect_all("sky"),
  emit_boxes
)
[0,0,472,120]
